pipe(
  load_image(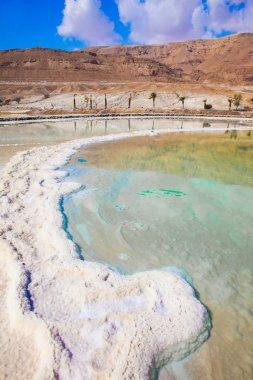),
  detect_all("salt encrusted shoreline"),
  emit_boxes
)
[0,131,211,380]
